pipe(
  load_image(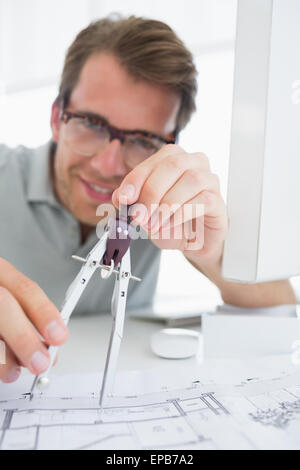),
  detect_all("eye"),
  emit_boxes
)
[81,118,99,130]
[128,136,158,152]
[80,118,107,136]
